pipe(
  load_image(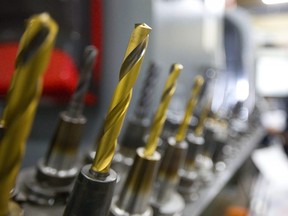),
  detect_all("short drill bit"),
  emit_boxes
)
[63,23,151,216]
[144,64,182,157]
[194,100,211,137]
[175,75,204,142]
[0,13,58,216]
